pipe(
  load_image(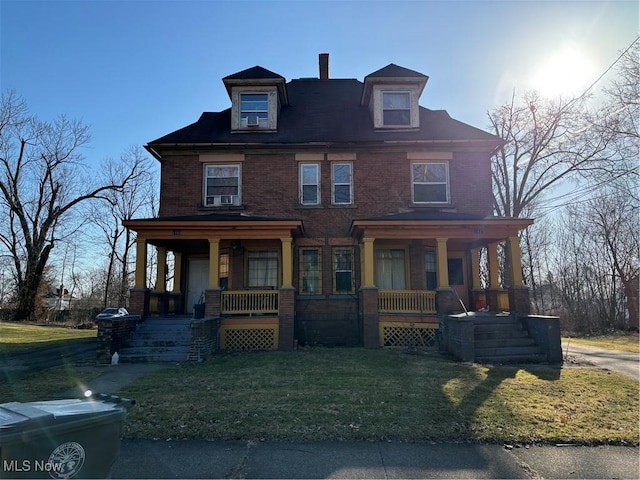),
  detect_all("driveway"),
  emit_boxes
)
[562,341,640,380]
